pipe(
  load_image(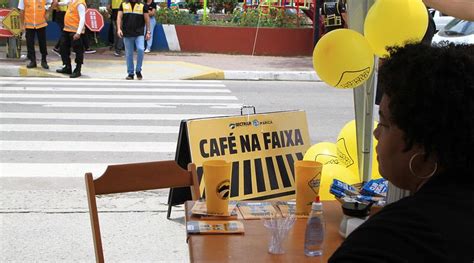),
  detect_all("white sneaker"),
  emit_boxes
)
[144,49,150,53]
